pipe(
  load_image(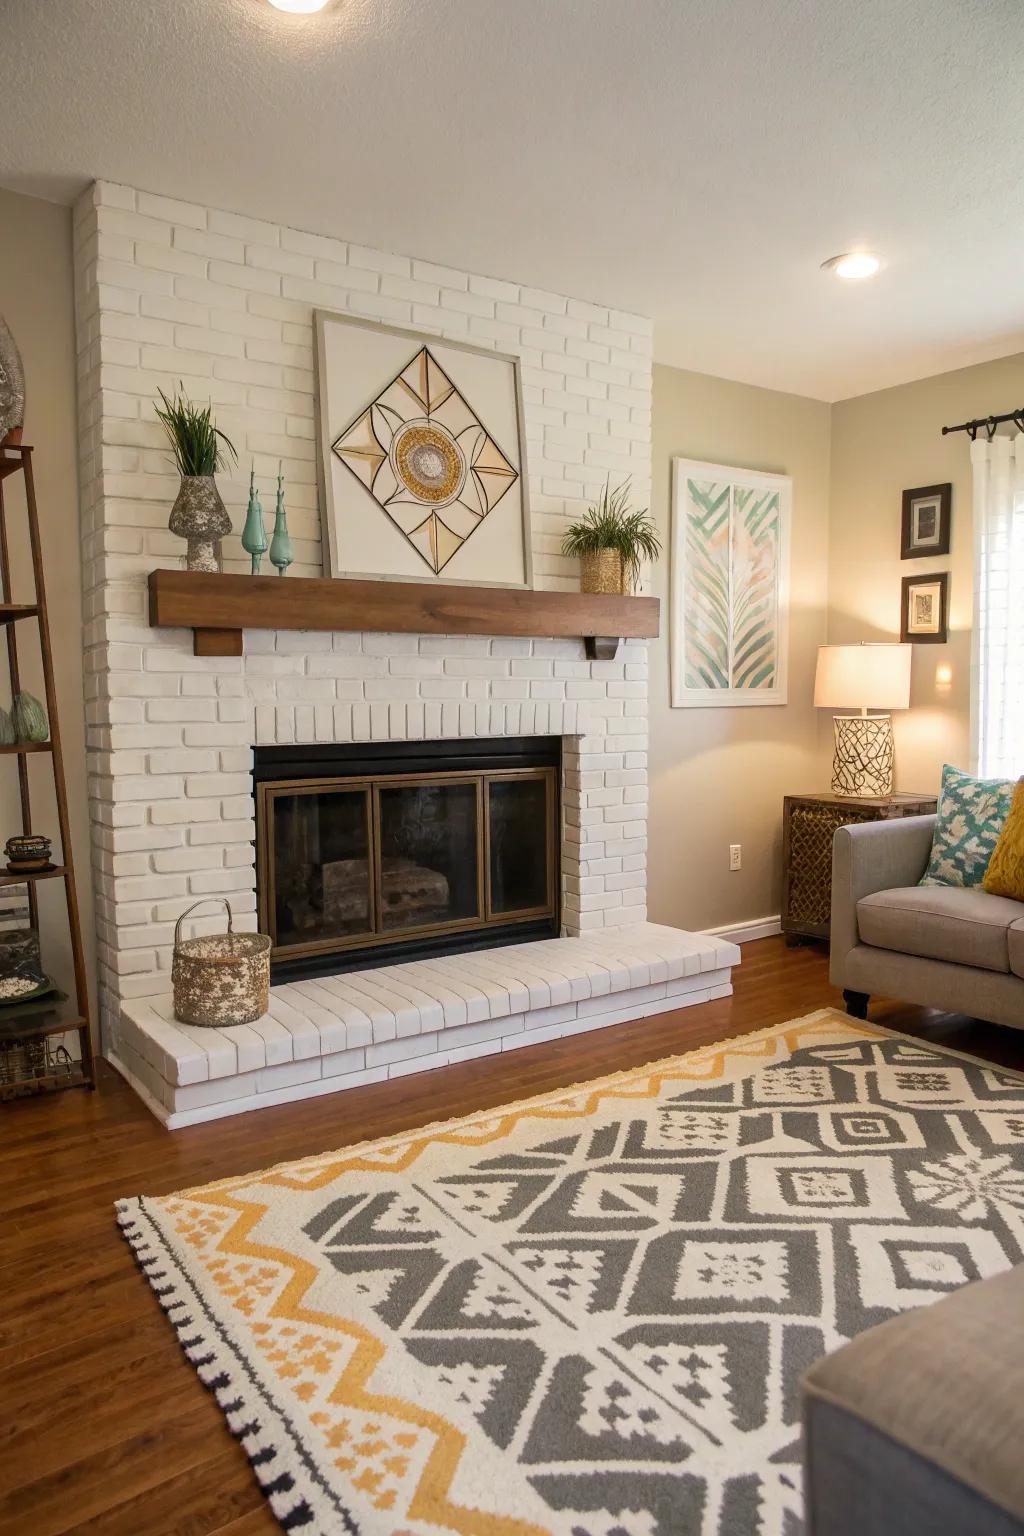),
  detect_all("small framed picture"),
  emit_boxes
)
[901,572,948,643]
[901,483,951,559]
